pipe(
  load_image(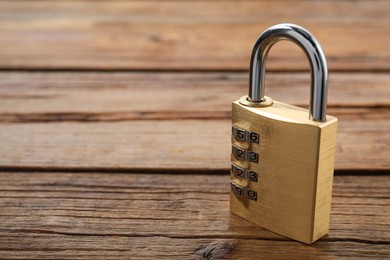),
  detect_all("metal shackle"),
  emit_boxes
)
[248,23,328,122]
